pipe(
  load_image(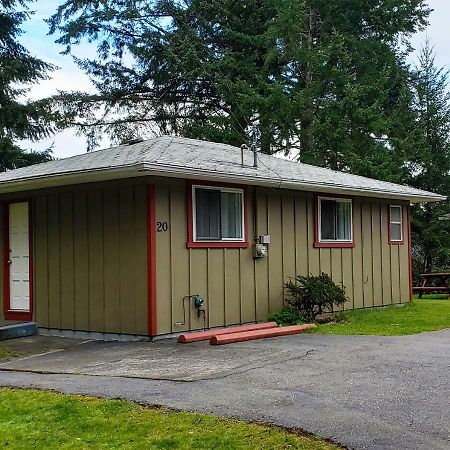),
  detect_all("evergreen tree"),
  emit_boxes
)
[49,0,274,150]
[0,0,55,170]
[408,41,450,275]
[48,0,429,173]
[262,1,425,181]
